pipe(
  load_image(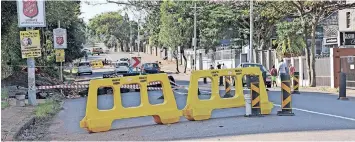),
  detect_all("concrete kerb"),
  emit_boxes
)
[12,101,65,141]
